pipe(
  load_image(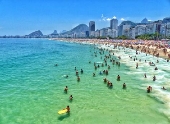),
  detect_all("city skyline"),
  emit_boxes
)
[0,0,170,35]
